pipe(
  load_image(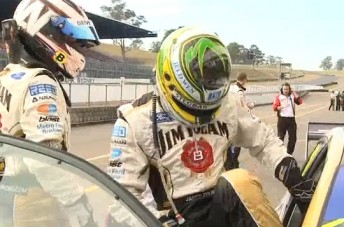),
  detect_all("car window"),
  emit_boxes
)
[0,135,161,227]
